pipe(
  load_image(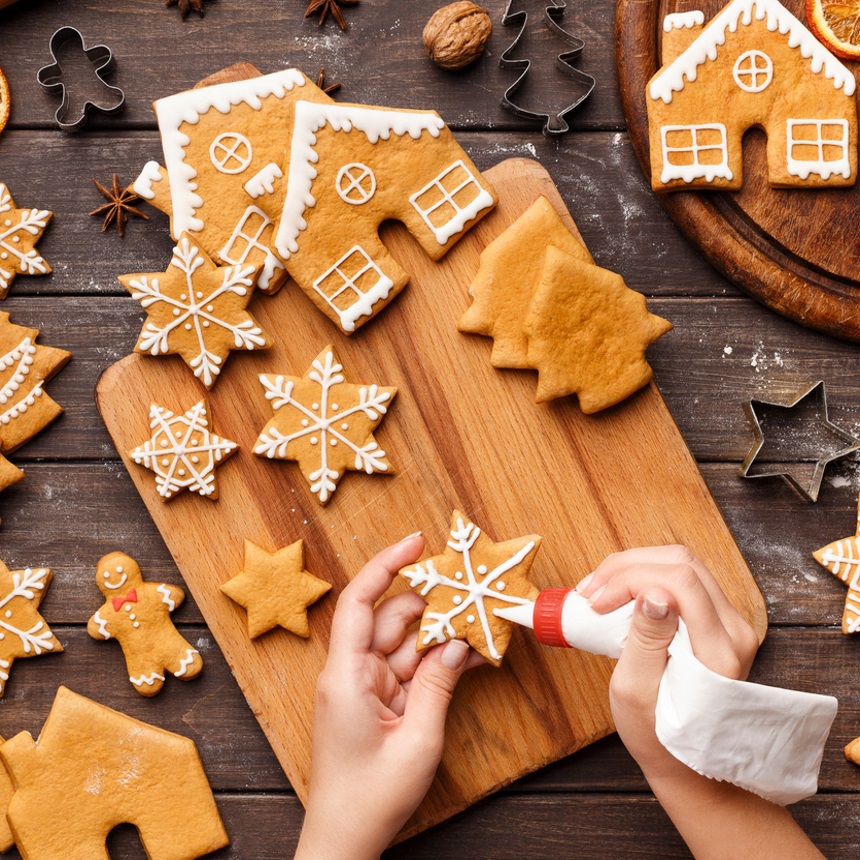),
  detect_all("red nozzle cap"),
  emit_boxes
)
[533,588,573,648]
